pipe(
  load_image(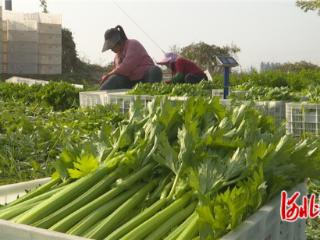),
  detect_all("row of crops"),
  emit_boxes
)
[0,83,124,184]
[1,70,320,239]
[129,82,320,103]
